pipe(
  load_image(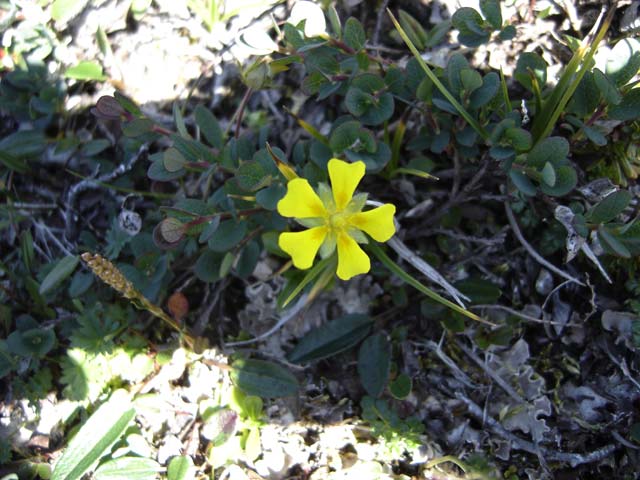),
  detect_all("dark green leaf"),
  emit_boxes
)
[288,313,372,363]
[398,10,427,50]
[598,226,631,258]
[207,220,247,252]
[231,359,298,398]
[256,185,286,210]
[6,328,56,357]
[236,160,272,191]
[389,373,412,400]
[526,136,569,168]
[587,190,632,224]
[455,277,501,303]
[343,17,366,51]
[503,127,532,151]
[357,333,391,398]
[509,169,537,196]
[452,8,490,46]
[606,38,640,86]
[345,87,374,117]
[539,164,577,196]
[195,105,223,148]
[194,250,222,283]
[593,69,621,105]
[0,151,27,173]
[499,24,516,40]
[480,0,502,29]
[40,255,79,295]
[609,88,640,121]
[121,118,154,137]
[515,52,547,92]
[198,217,221,243]
[0,130,47,158]
[469,72,499,108]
